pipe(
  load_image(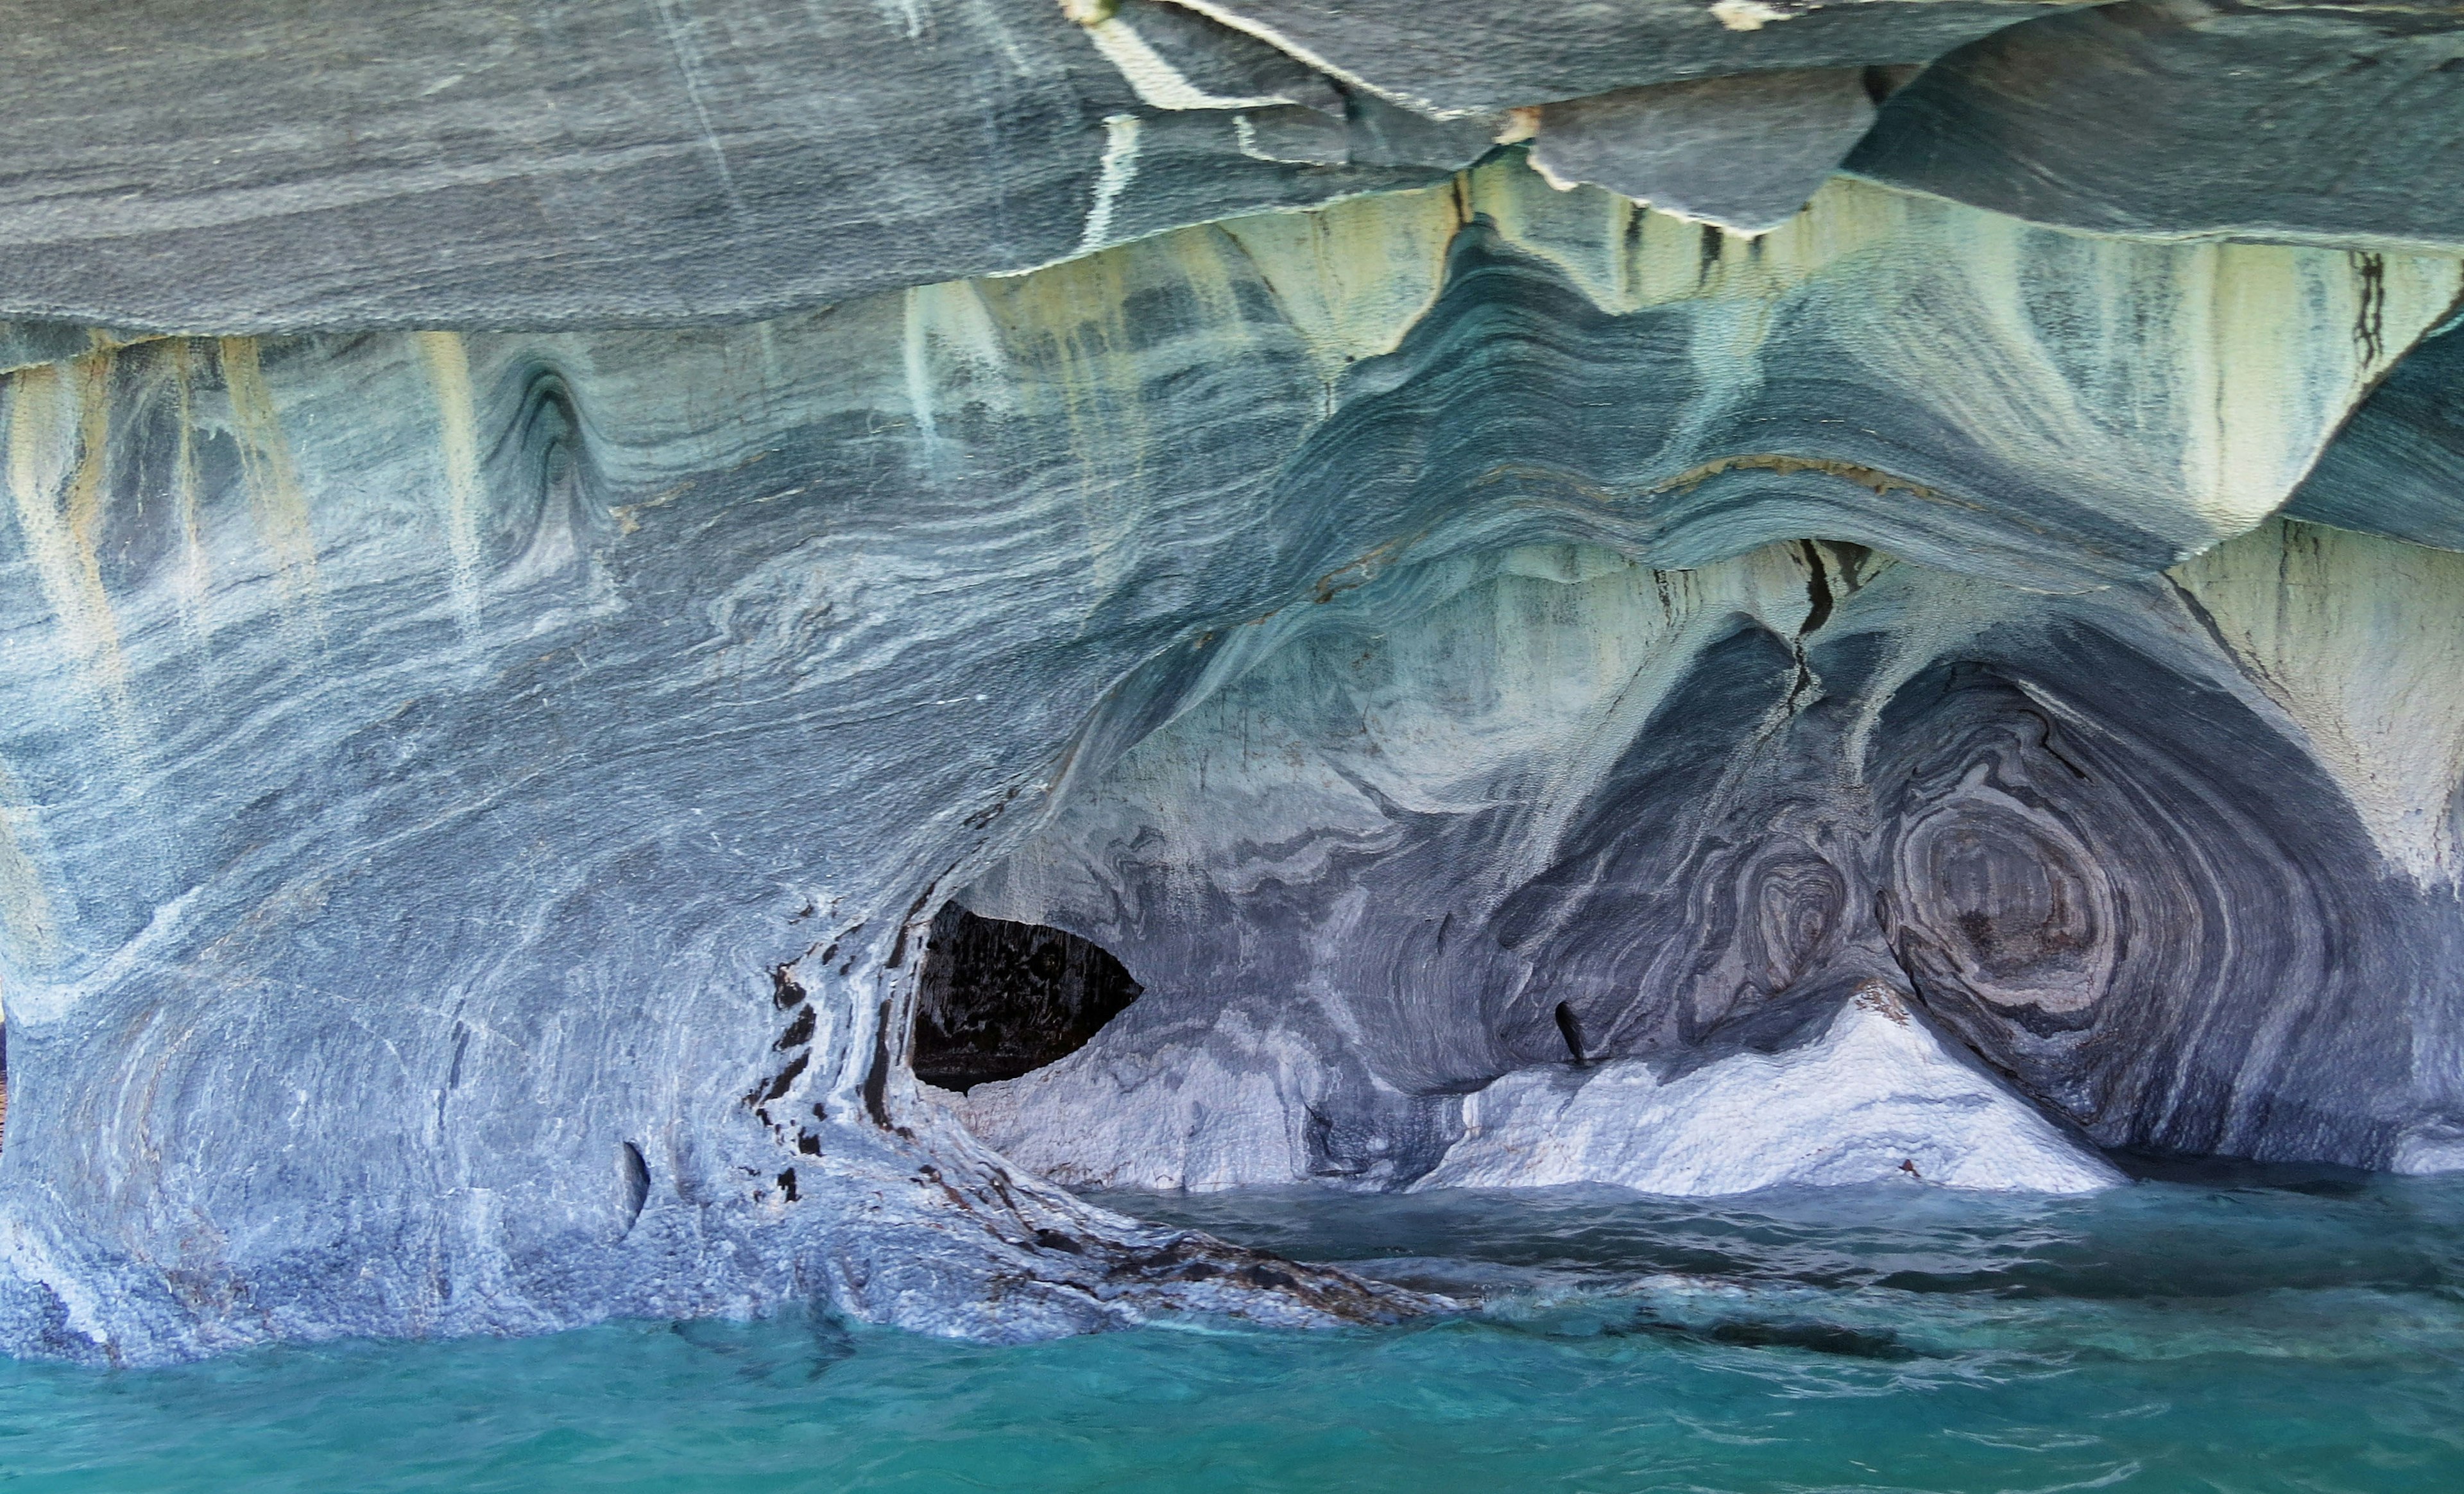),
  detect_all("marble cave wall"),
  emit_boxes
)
[0,0,2459,1363]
